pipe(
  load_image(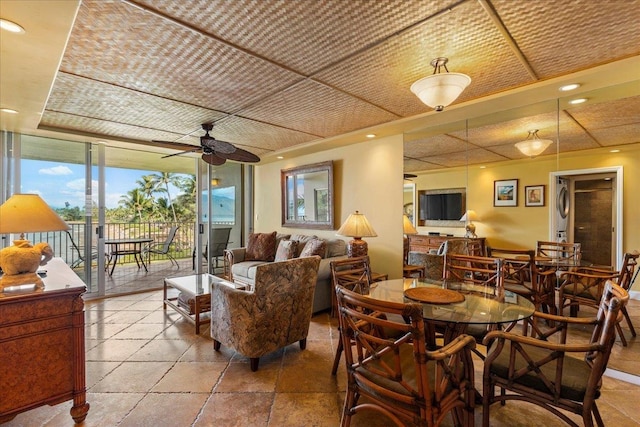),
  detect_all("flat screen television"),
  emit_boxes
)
[419,192,465,221]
